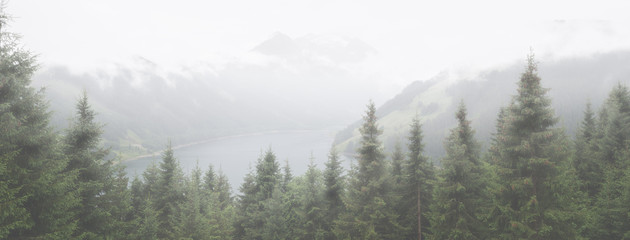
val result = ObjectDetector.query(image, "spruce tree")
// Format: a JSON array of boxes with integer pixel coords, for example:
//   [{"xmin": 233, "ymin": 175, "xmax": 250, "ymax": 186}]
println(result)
[
  {"xmin": 181, "ymin": 163, "xmax": 212, "ymax": 239},
  {"xmin": 323, "ymin": 146, "xmax": 344, "ymax": 239},
  {"xmin": 203, "ymin": 164, "xmax": 216, "ymax": 193},
  {"xmin": 0, "ymin": 149, "xmax": 27, "ymax": 238},
  {"xmin": 235, "ymin": 149, "xmax": 281, "ymax": 239},
  {"xmin": 136, "ymin": 197, "xmax": 159, "ymax": 240},
  {"xmin": 280, "ymin": 160, "xmax": 301, "ymax": 239},
  {"xmin": 0, "ymin": 18, "xmax": 79, "ymax": 239},
  {"xmin": 431, "ymin": 101, "xmax": 488, "ymax": 239},
  {"xmin": 234, "ymin": 165, "xmax": 259, "ymax": 239},
  {"xmin": 256, "ymin": 149, "xmax": 281, "ymax": 200},
  {"xmin": 590, "ymin": 84, "xmax": 630, "ymax": 239},
  {"xmin": 401, "ymin": 115, "xmax": 435, "ymax": 240},
  {"xmin": 215, "ymin": 167, "xmax": 233, "ymax": 210},
  {"xmin": 391, "ymin": 142, "xmax": 405, "ymax": 185},
  {"xmin": 488, "ymin": 53, "xmax": 577, "ymax": 239},
  {"xmin": 596, "ymin": 84, "xmax": 630, "ymax": 166},
  {"xmin": 211, "ymin": 168, "xmax": 236, "ymax": 239},
  {"xmin": 573, "ymin": 102, "xmax": 602, "ymax": 199},
  {"xmin": 262, "ymin": 186, "xmax": 289, "ymax": 240},
  {"xmin": 154, "ymin": 141, "xmax": 185, "ymax": 239},
  {"xmin": 64, "ymin": 91, "xmax": 117, "ymax": 239},
  {"xmin": 300, "ymin": 158, "xmax": 325, "ymax": 239},
  {"xmin": 101, "ymin": 165, "xmax": 133, "ymax": 239},
  {"xmin": 335, "ymin": 100, "xmax": 401, "ymax": 239},
  {"xmin": 129, "ymin": 176, "xmax": 145, "ymax": 223}
]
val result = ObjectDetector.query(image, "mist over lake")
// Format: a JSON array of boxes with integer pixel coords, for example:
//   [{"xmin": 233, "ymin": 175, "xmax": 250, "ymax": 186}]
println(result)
[{"xmin": 122, "ymin": 130, "xmax": 340, "ymax": 189}]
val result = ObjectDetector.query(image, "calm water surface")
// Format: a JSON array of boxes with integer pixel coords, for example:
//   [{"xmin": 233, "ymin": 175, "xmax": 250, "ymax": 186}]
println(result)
[{"xmin": 122, "ymin": 130, "xmax": 342, "ymax": 190}]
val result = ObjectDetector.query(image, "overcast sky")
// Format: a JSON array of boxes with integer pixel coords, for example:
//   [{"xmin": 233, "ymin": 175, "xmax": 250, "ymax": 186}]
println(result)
[{"xmin": 7, "ymin": 0, "xmax": 630, "ymax": 94}]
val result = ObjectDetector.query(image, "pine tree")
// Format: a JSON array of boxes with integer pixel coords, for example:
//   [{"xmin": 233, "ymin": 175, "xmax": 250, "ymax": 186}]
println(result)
[
  {"xmin": 181, "ymin": 163, "xmax": 212, "ymax": 239},
  {"xmin": 590, "ymin": 84, "xmax": 630, "ymax": 239},
  {"xmin": 431, "ymin": 101, "xmax": 489, "ymax": 239},
  {"xmin": 129, "ymin": 176, "xmax": 145, "ymax": 222},
  {"xmin": 280, "ymin": 160, "xmax": 301, "ymax": 239},
  {"xmin": 401, "ymin": 115, "xmax": 435, "ymax": 240},
  {"xmin": 64, "ymin": 91, "xmax": 116, "ymax": 239},
  {"xmin": 142, "ymin": 161, "xmax": 160, "ymax": 200},
  {"xmin": 215, "ymin": 168, "xmax": 233, "ymax": 210},
  {"xmin": 300, "ymin": 158, "xmax": 325, "ymax": 239},
  {"xmin": 0, "ymin": 18, "xmax": 79, "ymax": 238},
  {"xmin": 210, "ymin": 168, "xmax": 236, "ymax": 239},
  {"xmin": 391, "ymin": 142, "xmax": 405, "ymax": 185},
  {"xmin": 235, "ymin": 149, "xmax": 281, "ymax": 239},
  {"xmin": 281, "ymin": 159, "xmax": 293, "ymax": 193},
  {"xmin": 597, "ymin": 84, "xmax": 630, "ymax": 166},
  {"xmin": 200, "ymin": 163, "xmax": 217, "ymax": 217},
  {"xmin": 203, "ymin": 164, "xmax": 216, "ymax": 193},
  {"xmin": 0, "ymin": 148, "xmax": 27, "ymax": 238},
  {"xmin": 573, "ymin": 102, "xmax": 602, "ymax": 199},
  {"xmin": 234, "ymin": 164, "xmax": 259, "ymax": 239},
  {"xmin": 323, "ymin": 146, "xmax": 344, "ymax": 239},
  {"xmin": 256, "ymin": 149, "xmax": 281, "ymax": 200},
  {"xmin": 136, "ymin": 197, "xmax": 159, "ymax": 240},
  {"xmin": 154, "ymin": 141, "xmax": 185, "ymax": 239},
  {"xmin": 335, "ymin": 100, "xmax": 401, "ymax": 239},
  {"xmin": 101, "ymin": 165, "xmax": 134, "ymax": 239},
  {"xmin": 488, "ymin": 53, "xmax": 577, "ymax": 239},
  {"xmin": 262, "ymin": 187, "xmax": 289, "ymax": 240}
]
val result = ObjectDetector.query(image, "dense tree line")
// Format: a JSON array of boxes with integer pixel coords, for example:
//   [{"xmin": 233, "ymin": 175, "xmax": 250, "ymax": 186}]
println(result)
[{"xmin": 4, "ymin": 13, "xmax": 630, "ymax": 240}]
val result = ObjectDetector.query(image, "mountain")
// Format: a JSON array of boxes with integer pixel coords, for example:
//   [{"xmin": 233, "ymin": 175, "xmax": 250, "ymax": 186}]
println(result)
[
  {"xmin": 32, "ymin": 33, "xmax": 382, "ymax": 159},
  {"xmin": 334, "ymin": 50, "xmax": 630, "ymax": 161}
]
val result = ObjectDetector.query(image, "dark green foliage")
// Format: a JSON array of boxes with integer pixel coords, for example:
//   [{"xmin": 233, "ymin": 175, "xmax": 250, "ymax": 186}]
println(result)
[
  {"xmin": 390, "ymin": 142, "xmax": 404, "ymax": 185},
  {"xmin": 101, "ymin": 166, "xmax": 134, "ymax": 239},
  {"xmin": 64, "ymin": 91, "xmax": 124, "ymax": 239},
  {"xmin": 0, "ymin": 149, "xmax": 27, "ymax": 238},
  {"xmin": 299, "ymin": 158, "xmax": 325, "ymax": 239},
  {"xmin": 488, "ymin": 53, "xmax": 578, "ymax": 239},
  {"xmin": 573, "ymin": 102, "xmax": 602, "ymax": 199},
  {"xmin": 136, "ymin": 197, "xmax": 159, "ymax": 240},
  {"xmin": 182, "ymin": 164, "xmax": 216, "ymax": 240},
  {"xmin": 234, "ymin": 166, "xmax": 258, "ymax": 239},
  {"xmin": 205, "ymin": 166, "xmax": 236, "ymax": 239},
  {"xmin": 596, "ymin": 84, "xmax": 630, "ymax": 166},
  {"xmin": 1, "ymin": 26, "xmax": 80, "ymax": 239},
  {"xmin": 235, "ymin": 149, "xmax": 282, "ymax": 240},
  {"xmin": 323, "ymin": 146, "xmax": 344, "ymax": 239},
  {"xmin": 154, "ymin": 141, "xmax": 185, "ymax": 239},
  {"xmin": 400, "ymin": 115, "xmax": 435, "ymax": 240},
  {"xmin": 281, "ymin": 159, "xmax": 293, "ymax": 193},
  {"xmin": 215, "ymin": 168, "xmax": 234, "ymax": 210},
  {"xmin": 588, "ymin": 84, "xmax": 630, "ymax": 239},
  {"xmin": 261, "ymin": 187, "xmax": 289, "ymax": 240},
  {"xmin": 280, "ymin": 162, "xmax": 301, "ymax": 239},
  {"xmin": 204, "ymin": 164, "xmax": 216, "ymax": 193},
  {"xmin": 335, "ymin": 100, "xmax": 401, "ymax": 239},
  {"xmin": 5, "ymin": 10, "xmax": 630, "ymax": 238},
  {"xmin": 256, "ymin": 149, "xmax": 281, "ymax": 200},
  {"xmin": 431, "ymin": 101, "xmax": 489, "ymax": 239}
]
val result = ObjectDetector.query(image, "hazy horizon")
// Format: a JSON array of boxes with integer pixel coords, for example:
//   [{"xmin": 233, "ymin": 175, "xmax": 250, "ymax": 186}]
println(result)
[{"xmin": 9, "ymin": 0, "xmax": 630, "ymax": 106}]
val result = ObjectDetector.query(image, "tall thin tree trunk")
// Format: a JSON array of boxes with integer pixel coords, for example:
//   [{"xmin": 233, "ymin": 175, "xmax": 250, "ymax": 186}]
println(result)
[{"xmin": 417, "ymin": 184, "xmax": 422, "ymax": 240}]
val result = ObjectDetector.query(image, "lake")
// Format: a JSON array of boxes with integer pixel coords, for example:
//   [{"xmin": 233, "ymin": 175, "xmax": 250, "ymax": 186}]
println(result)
[{"xmin": 121, "ymin": 129, "xmax": 345, "ymax": 191}]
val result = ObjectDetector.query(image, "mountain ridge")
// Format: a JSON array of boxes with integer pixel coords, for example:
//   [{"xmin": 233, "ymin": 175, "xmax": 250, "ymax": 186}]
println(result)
[{"xmin": 334, "ymin": 50, "xmax": 630, "ymax": 161}]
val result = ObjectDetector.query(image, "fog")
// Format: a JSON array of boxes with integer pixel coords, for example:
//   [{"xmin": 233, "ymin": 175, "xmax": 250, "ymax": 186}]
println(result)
[
  {"xmin": 7, "ymin": 1, "xmax": 630, "ymax": 239},
  {"xmin": 9, "ymin": 0, "xmax": 630, "ymax": 170}
]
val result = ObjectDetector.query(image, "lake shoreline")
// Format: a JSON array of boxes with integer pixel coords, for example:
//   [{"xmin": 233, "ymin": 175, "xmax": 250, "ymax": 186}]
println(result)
[{"xmin": 120, "ymin": 129, "xmax": 335, "ymax": 162}]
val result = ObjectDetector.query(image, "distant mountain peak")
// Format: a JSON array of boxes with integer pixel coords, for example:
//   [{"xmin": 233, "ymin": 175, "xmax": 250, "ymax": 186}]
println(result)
[{"xmin": 251, "ymin": 32, "xmax": 299, "ymax": 56}]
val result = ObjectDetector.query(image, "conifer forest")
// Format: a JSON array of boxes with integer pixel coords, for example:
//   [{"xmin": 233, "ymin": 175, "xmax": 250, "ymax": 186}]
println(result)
[{"xmin": 3, "ymin": 4, "xmax": 630, "ymax": 240}]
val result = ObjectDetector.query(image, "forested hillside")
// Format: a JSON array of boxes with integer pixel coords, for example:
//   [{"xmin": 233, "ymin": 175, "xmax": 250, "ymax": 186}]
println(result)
[
  {"xmin": 5, "ymin": 9, "xmax": 630, "ymax": 240},
  {"xmin": 32, "ymin": 32, "xmax": 382, "ymax": 159},
  {"xmin": 335, "ymin": 51, "xmax": 630, "ymax": 160}
]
